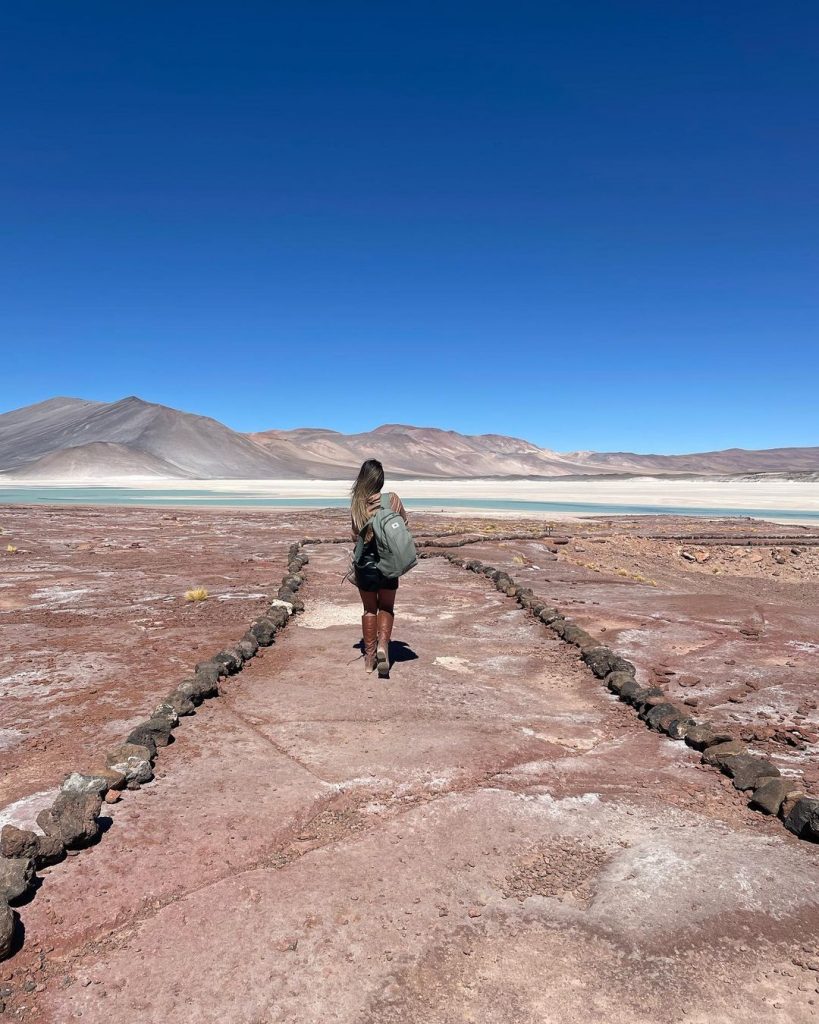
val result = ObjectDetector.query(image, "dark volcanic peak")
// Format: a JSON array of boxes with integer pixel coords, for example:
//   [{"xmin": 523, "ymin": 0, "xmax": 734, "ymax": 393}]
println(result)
[{"xmin": 1, "ymin": 396, "xmax": 816, "ymax": 480}]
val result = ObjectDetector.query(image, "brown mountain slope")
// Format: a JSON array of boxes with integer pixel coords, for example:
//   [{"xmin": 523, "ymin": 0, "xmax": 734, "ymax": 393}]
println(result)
[
  {"xmin": 1, "ymin": 397, "xmax": 816, "ymax": 479},
  {"xmin": 10, "ymin": 442, "xmax": 193, "ymax": 480},
  {"xmin": 569, "ymin": 446, "xmax": 819, "ymax": 475},
  {"xmin": 250, "ymin": 424, "xmax": 591, "ymax": 478}
]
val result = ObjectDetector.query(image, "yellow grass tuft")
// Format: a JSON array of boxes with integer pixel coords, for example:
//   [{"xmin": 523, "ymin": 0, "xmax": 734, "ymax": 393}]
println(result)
[
  {"xmin": 580, "ymin": 560, "xmax": 655, "ymax": 586},
  {"xmin": 5, "ymin": 544, "xmax": 17, "ymax": 554},
  {"xmin": 185, "ymin": 587, "xmax": 209, "ymax": 602}
]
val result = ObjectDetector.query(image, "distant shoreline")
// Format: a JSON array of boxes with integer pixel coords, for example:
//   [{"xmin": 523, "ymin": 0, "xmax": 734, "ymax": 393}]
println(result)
[{"xmin": 1, "ymin": 476, "xmax": 817, "ymax": 525}]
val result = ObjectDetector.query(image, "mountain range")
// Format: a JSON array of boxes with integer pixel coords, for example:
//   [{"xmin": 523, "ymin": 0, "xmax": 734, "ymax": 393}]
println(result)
[{"xmin": 0, "ymin": 396, "xmax": 817, "ymax": 481}]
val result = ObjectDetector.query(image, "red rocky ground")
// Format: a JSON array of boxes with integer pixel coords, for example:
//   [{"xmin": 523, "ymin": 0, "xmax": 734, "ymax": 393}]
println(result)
[
  {"xmin": 0, "ymin": 506, "xmax": 818, "ymax": 1023},
  {"xmin": 454, "ymin": 515, "xmax": 819, "ymax": 789}
]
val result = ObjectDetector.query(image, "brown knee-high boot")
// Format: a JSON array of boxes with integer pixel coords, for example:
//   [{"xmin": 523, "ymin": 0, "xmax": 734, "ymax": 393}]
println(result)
[
  {"xmin": 362, "ymin": 613, "xmax": 378, "ymax": 672},
  {"xmin": 376, "ymin": 609, "xmax": 394, "ymax": 678}
]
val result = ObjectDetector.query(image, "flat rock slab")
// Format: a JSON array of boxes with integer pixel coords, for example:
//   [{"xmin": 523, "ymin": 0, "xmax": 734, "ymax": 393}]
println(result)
[
  {"xmin": 33, "ymin": 787, "xmax": 819, "ymax": 1024},
  {"xmin": 22, "ymin": 705, "xmax": 327, "ymax": 951},
  {"xmin": 10, "ymin": 545, "xmax": 819, "ymax": 1023},
  {"xmin": 458, "ymin": 534, "xmax": 819, "ymax": 780}
]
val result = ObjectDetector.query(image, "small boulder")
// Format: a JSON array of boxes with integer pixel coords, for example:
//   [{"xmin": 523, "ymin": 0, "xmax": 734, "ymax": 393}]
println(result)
[
  {"xmin": 620, "ymin": 681, "xmax": 662, "ymax": 706},
  {"xmin": 582, "ymin": 646, "xmax": 614, "ymax": 675},
  {"xmin": 684, "ymin": 725, "xmax": 734, "ymax": 751},
  {"xmin": 0, "ymin": 899, "xmax": 15, "ymax": 961},
  {"xmin": 60, "ymin": 772, "xmax": 110, "ymax": 797},
  {"xmin": 750, "ymin": 777, "xmax": 800, "ymax": 816},
  {"xmin": 637, "ymin": 691, "xmax": 671, "ymax": 717},
  {"xmin": 152, "ymin": 702, "xmax": 180, "ymax": 728},
  {"xmin": 278, "ymin": 587, "xmax": 296, "ymax": 604},
  {"xmin": 606, "ymin": 670, "xmax": 636, "ymax": 695},
  {"xmin": 610, "ymin": 655, "xmax": 638, "ymax": 676},
  {"xmin": 702, "ymin": 740, "xmax": 747, "ymax": 768},
  {"xmin": 33, "ymin": 832, "xmax": 65, "ymax": 868},
  {"xmin": 125, "ymin": 728, "xmax": 157, "ymax": 758},
  {"xmin": 106, "ymin": 742, "xmax": 154, "ymax": 785},
  {"xmin": 237, "ymin": 638, "xmax": 257, "ymax": 661},
  {"xmin": 213, "ymin": 649, "xmax": 242, "ymax": 675},
  {"xmin": 249, "ymin": 617, "xmax": 277, "ymax": 647},
  {"xmin": 783, "ymin": 797, "xmax": 819, "ymax": 841},
  {"xmin": 195, "ymin": 662, "xmax": 222, "ymax": 687},
  {"xmin": 35, "ymin": 807, "xmax": 60, "ymax": 837},
  {"xmin": 563, "ymin": 625, "xmax": 596, "ymax": 649},
  {"xmin": 644, "ymin": 703, "xmax": 685, "ymax": 732},
  {"xmin": 49, "ymin": 791, "xmax": 103, "ymax": 848},
  {"xmin": 174, "ymin": 680, "xmax": 204, "ymax": 707},
  {"xmin": 267, "ymin": 606, "xmax": 290, "ymax": 628},
  {"xmin": 0, "ymin": 826, "xmax": 39, "ymax": 860},
  {"xmin": 164, "ymin": 690, "xmax": 196, "ymax": 716},
  {"xmin": 128, "ymin": 717, "xmax": 172, "ymax": 751},
  {"xmin": 187, "ymin": 672, "xmax": 219, "ymax": 702},
  {"xmin": 33, "ymin": 808, "xmax": 68, "ymax": 865},
  {"xmin": 666, "ymin": 715, "xmax": 697, "ymax": 740},
  {"xmin": 780, "ymin": 789, "xmax": 807, "ymax": 822},
  {"xmin": 583, "ymin": 647, "xmax": 636, "ymax": 679},
  {"xmin": 240, "ymin": 632, "xmax": 260, "ymax": 657},
  {"xmin": 0, "ymin": 858, "xmax": 35, "ymax": 902},
  {"xmin": 538, "ymin": 607, "xmax": 560, "ymax": 625},
  {"xmin": 724, "ymin": 755, "xmax": 780, "ymax": 791}
]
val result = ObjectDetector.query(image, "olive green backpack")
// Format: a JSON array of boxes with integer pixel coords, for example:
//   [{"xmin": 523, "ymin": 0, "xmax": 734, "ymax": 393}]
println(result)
[{"xmin": 353, "ymin": 493, "xmax": 417, "ymax": 579}]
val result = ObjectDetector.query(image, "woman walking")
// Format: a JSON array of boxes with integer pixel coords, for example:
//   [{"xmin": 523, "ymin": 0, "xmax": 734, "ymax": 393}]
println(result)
[{"xmin": 350, "ymin": 459, "xmax": 409, "ymax": 677}]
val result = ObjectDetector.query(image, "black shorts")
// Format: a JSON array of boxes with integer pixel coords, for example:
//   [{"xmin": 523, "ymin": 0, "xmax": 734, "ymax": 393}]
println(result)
[
  {"xmin": 354, "ymin": 564, "xmax": 399, "ymax": 593},
  {"xmin": 354, "ymin": 543, "xmax": 399, "ymax": 592}
]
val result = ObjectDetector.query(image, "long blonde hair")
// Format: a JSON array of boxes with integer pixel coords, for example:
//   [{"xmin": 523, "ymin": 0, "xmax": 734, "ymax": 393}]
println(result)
[{"xmin": 351, "ymin": 459, "xmax": 384, "ymax": 535}]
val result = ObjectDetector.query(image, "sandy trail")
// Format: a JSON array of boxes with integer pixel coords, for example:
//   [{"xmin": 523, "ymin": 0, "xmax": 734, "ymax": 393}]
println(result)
[{"xmin": 8, "ymin": 544, "xmax": 819, "ymax": 1023}]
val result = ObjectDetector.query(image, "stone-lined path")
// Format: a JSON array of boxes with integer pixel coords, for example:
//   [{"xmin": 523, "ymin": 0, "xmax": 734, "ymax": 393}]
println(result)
[{"xmin": 12, "ymin": 544, "xmax": 819, "ymax": 1022}]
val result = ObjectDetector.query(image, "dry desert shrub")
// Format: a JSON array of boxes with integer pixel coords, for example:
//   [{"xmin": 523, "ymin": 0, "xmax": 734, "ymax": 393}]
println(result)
[
  {"xmin": 5, "ymin": 544, "xmax": 17, "ymax": 554},
  {"xmin": 184, "ymin": 587, "xmax": 209, "ymax": 602}
]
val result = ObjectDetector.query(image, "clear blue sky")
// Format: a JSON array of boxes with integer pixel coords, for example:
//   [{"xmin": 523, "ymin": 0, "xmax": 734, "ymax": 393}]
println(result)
[{"xmin": 2, "ymin": 2, "xmax": 817, "ymax": 453}]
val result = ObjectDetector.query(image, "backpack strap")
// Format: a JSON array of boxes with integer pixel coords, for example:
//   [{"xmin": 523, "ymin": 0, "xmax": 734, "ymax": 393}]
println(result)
[{"xmin": 380, "ymin": 492, "xmax": 392, "ymax": 511}]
